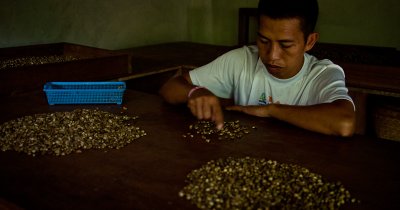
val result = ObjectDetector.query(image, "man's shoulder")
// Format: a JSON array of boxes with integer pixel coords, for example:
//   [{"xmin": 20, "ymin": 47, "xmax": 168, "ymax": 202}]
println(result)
[
  {"xmin": 305, "ymin": 53, "xmax": 345, "ymax": 77},
  {"xmin": 223, "ymin": 45, "xmax": 258, "ymax": 57},
  {"xmin": 213, "ymin": 45, "xmax": 259, "ymax": 68},
  {"xmin": 225, "ymin": 45, "xmax": 259, "ymax": 63},
  {"xmin": 306, "ymin": 53, "xmax": 333, "ymax": 66},
  {"xmin": 306, "ymin": 54, "xmax": 343, "ymax": 70}
]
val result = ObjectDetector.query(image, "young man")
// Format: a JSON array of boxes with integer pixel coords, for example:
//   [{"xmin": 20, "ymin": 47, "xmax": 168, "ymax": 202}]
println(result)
[{"xmin": 159, "ymin": 0, "xmax": 356, "ymax": 137}]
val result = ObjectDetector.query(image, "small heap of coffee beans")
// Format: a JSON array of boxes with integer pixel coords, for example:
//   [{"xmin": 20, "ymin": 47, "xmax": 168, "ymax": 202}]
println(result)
[
  {"xmin": 182, "ymin": 120, "xmax": 255, "ymax": 142},
  {"xmin": 179, "ymin": 157, "xmax": 359, "ymax": 210},
  {"xmin": 0, "ymin": 55, "xmax": 80, "ymax": 69},
  {"xmin": 0, "ymin": 109, "xmax": 146, "ymax": 156}
]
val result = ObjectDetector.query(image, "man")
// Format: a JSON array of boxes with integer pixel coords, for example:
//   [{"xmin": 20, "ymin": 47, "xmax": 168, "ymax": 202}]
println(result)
[{"xmin": 159, "ymin": 0, "xmax": 356, "ymax": 137}]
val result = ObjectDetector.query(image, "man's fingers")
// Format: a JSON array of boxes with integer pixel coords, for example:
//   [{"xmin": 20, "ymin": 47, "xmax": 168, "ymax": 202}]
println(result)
[
  {"xmin": 212, "ymin": 105, "xmax": 224, "ymax": 130},
  {"xmin": 194, "ymin": 99, "xmax": 204, "ymax": 119},
  {"xmin": 188, "ymin": 95, "xmax": 225, "ymax": 129},
  {"xmin": 188, "ymin": 100, "xmax": 196, "ymax": 116},
  {"xmin": 202, "ymin": 101, "xmax": 212, "ymax": 119}
]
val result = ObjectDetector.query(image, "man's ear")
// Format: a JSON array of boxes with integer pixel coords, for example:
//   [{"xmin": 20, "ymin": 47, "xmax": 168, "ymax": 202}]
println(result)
[{"xmin": 305, "ymin": 32, "xmax": 319, "ymax": 52}]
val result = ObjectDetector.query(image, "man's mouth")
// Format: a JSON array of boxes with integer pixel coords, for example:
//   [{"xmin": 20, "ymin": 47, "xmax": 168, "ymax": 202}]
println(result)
[{"xmin": 266, "ymin": 64, "xmax": 283, "ymax": 70}]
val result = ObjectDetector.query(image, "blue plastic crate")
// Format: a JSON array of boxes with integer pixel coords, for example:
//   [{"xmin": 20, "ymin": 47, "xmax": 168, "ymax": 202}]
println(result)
[{"xmin": 44, "ymin": 82, "xmax": 126, "ymax": 105}]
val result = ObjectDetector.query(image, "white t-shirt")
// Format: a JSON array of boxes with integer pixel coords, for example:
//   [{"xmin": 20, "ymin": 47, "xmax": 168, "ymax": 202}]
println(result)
[{"xmin": 189, "ymin": 45, "xmax": 354, "ymax": 107}]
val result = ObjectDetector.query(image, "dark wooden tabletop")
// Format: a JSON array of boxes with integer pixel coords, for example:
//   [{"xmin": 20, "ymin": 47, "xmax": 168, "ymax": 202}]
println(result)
[{"xmin": 0, "ymin": 90, "xmax": 399, "ymax": 210}]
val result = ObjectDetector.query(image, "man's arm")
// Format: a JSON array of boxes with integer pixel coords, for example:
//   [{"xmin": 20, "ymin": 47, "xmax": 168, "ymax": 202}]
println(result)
[
  {"xmin": 226, "ymin": 99, "xmax": 356, "ymax": 137},
  {"xmin": 159, "ymin": 72, "xmax": 194, "ymax": 104},
  {"xmin": 159, "ymin": 72, "xmax": 226, "ymax": 129}
]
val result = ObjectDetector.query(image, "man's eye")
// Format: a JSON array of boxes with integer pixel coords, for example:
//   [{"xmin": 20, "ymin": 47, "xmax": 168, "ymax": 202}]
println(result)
[
  {"xmin": 280, "ymin": 44, "xmax": 292, "ymax": 49},
  {"xmin": 259, "ymin": 38, "xmax": 269, "ymax": 44}
]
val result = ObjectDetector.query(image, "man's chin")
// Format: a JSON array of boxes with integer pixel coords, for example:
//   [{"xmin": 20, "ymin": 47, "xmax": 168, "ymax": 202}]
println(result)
[{"xmin": 268, "ymin": 68, "xmax": 291, "ymax": 79}]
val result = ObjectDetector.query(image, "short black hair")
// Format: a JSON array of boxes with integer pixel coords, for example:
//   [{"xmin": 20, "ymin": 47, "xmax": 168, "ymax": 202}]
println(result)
[{"xmin": 258, "ymin": 0, "xmax": 319, "ymax": 38}]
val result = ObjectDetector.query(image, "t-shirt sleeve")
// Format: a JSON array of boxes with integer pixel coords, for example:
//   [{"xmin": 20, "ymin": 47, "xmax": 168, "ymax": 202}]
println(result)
[
  {"xmin": 189, "ymin": 48, "xmax": 246, "ymax": 99},
  {"xmin": 309, "ymin": 64, "xmax": 355, "ymax": 108}
]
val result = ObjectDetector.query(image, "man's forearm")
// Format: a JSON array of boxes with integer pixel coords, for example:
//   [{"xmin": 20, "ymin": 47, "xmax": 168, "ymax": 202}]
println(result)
[
  {"xmin": 159, "ymin": 75, "xmax": 194, "ymax": 104},
  {"xmin": 268, "ymin": 100, "xmax": 355, "ymax": 136}
]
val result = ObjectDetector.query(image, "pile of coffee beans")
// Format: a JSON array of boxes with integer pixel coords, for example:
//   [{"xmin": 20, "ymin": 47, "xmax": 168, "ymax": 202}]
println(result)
[
  {"xmin": 179, "ymin": 157, "xmax": 358, "ymax": 210},
  {"xmin": 182, "ymin": 120, "xmax": 255, "ymax": 142},
  {"xmin": 0, "ymin": 109, "xmax": 146, "ymax": 156},
  {"xmin": 0, "ymin": 55, "xmax": 80, "ymax": 69}
]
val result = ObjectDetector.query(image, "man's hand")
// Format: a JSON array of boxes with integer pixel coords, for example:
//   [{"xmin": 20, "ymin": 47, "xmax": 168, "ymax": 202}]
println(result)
[
  {"xmin": 188, "ymin": 88, "xmax": 224, "ymax": 130},
  {"xmin": 159, "ymin": 72, "xmax": 225, "ymax": 130}
]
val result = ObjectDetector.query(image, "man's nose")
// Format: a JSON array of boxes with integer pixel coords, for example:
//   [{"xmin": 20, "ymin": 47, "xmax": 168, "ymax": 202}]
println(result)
[{"xmin": 268, "ymin": 43, "xmax": 281, "ymax": 60}]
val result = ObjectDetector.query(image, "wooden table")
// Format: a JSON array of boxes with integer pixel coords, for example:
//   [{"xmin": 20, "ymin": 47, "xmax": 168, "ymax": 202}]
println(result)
[{"xmin": 0, "ymin": 90, "xmax": 399, "ymax": 210}]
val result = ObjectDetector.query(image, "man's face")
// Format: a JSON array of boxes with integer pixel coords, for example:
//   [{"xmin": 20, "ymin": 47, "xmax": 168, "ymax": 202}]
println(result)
[{"xmin": 257, "ymin": 15, "xmax": 317, "ymax": 79}]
